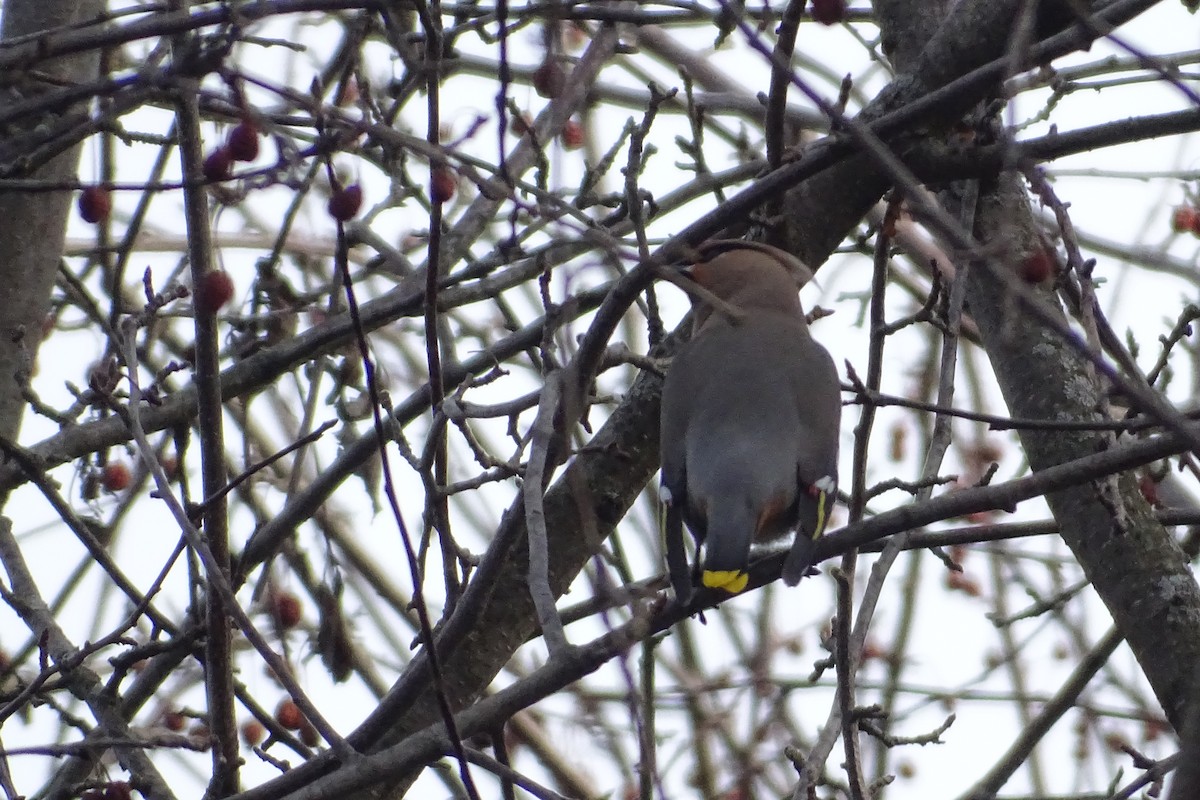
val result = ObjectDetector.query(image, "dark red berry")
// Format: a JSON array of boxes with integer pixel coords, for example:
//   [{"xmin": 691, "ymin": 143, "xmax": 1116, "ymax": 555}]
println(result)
[
  {"xmin": 226, "ymin": 121, "xmax": 260, "ymax": 162},
  {"xmin": 103, "ymin": 782, "xmax": 132, "ymax": 800},
  {"xmin": 810, "ymin": 0, "xmax": 846, "ymax": 24},
  {"xmin": 532, "ymin": 60, "xmax": 565, "ymax": 98},
  {"xmin": 1139, "ymin": 474, "xmax": 1161, "ymax": 507},
  {"xmin": 195, "ymin": 271, "xmax": 235, "ymax": 314},
  {"xmin": 431, "ymin": 167, "xmax": 456, "ymax": 203},
  {"xmin": 561, "ymin": 119, "xmax": 585, "ymax": 150},
  {"xmin": 1020, "ymin": 249, "xmax": 1055, "ymax": 284},
  {"xmin": 203, "ymin": 148, "xmax": 234, "ymax": 182},
  {"xmin": 1172, "ymin": 205, "xmax": 1200, "ymax": 235},
  {"xmin": 327, "ymin": 183, "xmax": 363, "ymax": 221},
  {"xmin": 78, "ymin": 186, "xmax": 112, "ymax": 224}
]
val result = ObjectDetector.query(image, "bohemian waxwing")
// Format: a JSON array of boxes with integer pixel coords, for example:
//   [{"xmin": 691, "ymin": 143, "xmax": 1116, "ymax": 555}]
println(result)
[{"xmin": 660, "ymin": 240, "xmax": 840, "ymax": 603}]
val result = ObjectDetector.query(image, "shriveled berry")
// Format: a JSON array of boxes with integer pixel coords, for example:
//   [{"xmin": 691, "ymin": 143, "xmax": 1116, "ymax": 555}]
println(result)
[
  {"xmin": 101, "ymin": 462, "xmax": 132, "ymax": 492},
  {"xmin": 203, "ymin": 148, "xmax": 234, "ymax": 182},
  {"xmin": 327, "ymin": 183, "xmax": 363, "ymax": 221},
  {"xmin": 195, "ymin": 271, "xmax": 235, "ymax": 314},
  {"xmin": 241, "ymin": 719, "xmax": 266, "ymax": 747},
  {"xmin": 565, "ymin": 23, "xmax": 587, "ymax": 50},
  {"xmin": 335, "ymin": 76, "xmax": 360, "ymax": 107},
  {"xmin": 226, "ymin": 121, "xmax": 260, "ymax": 162},
  {"xmin": 78, "ymin": 186, "xmax": 112, "ymax": 224},
  {"xmin": 945, "ymin": 570, "xmax": 982, "ymax": 597},
  {"xmin": 1104, "ymin": 732, "xmax": 1131, "ymax": 754},
  {"xmin": 888, "ymin": 422, "xmax": 906, "ymax": 461},
  {"xmin": 860, "ymin": 638, "xmax": 887, "ymax": 661},
  {"xmin": 87, "ymin": 356, "xmax": 120, "ymax": 394},
  {"xmin": 299, "ymin": 721, "xmax": 319, "ymax": 747},
  {"xmin": 270, "ymin": 591, "xmax": 303, "ymax": 629},
  {"xmin": 275, "ymin": 698, "xmax": 304, "ymax": 730}
]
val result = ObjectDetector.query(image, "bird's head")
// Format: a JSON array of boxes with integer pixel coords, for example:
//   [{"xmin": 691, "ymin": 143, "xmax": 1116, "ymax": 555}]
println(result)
[{"xmin": 677, "ymin": 240, "xmax": 813, "ymax": 329}]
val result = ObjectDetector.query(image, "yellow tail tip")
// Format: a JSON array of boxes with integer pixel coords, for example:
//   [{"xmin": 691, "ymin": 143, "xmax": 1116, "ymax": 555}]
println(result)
[{"xmin": 702, "ymin": 570, "xmax": 749, "ymax": 593}]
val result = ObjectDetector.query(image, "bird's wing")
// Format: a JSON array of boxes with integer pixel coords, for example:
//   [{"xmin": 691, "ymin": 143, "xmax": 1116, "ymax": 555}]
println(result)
[
  {"xmin": 783, "ymin": 332, "xmax": 841, "ymax": 586},
  {"xmin": 660, "ymin": 348, "xmax": 698, "ymax": 603}
]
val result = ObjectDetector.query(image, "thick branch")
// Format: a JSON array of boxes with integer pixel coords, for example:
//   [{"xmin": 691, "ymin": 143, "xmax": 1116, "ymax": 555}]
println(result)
[
  {"xmin": 964, "ymin": 174, "xmax": 1200, "ymax": 731},
  {"xmin": 0, "ymin": 0, "xmax": 104, "ymax": 442}
]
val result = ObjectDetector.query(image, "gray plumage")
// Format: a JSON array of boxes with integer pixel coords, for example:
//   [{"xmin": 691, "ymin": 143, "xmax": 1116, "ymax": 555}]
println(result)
[{"xmin": 660, "ymin": 241, "xmax": 840, "ymax": 602}]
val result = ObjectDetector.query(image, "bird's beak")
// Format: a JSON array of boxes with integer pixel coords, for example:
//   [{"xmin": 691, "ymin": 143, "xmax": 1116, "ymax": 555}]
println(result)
[
  {"xmin": 651, "ymin": 261, "xmax": 745, "ymax": 324},
  {"xmin": 651, "ymin": 261, "xmax": 696, "ymax": 291}
]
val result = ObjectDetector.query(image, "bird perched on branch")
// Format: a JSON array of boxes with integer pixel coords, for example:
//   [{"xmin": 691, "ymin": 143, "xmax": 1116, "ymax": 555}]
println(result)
[{"xmin": 659, "ymin": 240, "xmax": 841, "ymax": 604}]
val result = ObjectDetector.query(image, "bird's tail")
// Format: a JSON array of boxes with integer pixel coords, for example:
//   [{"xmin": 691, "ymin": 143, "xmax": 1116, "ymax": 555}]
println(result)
[{"xmin": 701, "ymin": 506, "xmax": 755, "ymax": 594}]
